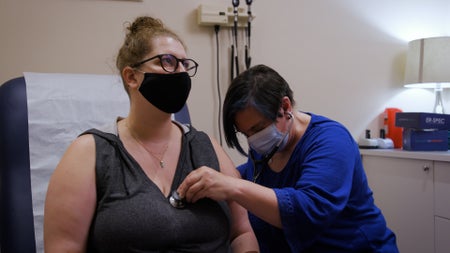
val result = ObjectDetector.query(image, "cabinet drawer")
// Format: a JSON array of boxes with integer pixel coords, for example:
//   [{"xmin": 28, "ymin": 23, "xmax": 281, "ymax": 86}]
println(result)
[
  {"xmin": 435, "ymin": 216, "xmax": 450, "ymax": 253},
  {"xmin": 435, "ymin": 162, "xmax": 450, "ymax": 218}
]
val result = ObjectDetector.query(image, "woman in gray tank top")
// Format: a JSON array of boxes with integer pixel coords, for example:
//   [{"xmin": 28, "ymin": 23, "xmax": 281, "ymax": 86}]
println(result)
[{"xmin": 44, "ymin": 15, "xmax": 259, "ymax": 253}]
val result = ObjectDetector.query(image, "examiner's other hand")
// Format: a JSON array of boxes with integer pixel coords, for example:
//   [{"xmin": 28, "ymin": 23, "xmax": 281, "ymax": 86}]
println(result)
[{"xmin": 177, "ymin": 166, "xmax": 235, "ymax": 203}]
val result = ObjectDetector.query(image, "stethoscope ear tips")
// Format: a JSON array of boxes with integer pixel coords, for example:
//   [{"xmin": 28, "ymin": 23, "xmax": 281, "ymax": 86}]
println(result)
[
  {"xmin": 287, "ymin": 112, "xmax": 293, "ymax": 119},
  {"xmin": 169, "ymin": 190, "xmax": 186, "ymax": 209}
]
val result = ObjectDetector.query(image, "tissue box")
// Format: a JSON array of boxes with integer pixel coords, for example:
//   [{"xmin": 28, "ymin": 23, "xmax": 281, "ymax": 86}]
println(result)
[
  {"xmin": 402, "ymin": 128, "xmax": 448, "ymax": 151},
  {"xmin": 395, "ymin": 112, "xmax": 450, "ymax": 130}
]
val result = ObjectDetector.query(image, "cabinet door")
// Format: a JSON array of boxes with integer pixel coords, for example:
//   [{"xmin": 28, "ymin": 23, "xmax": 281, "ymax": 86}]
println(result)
[
  {"xmin": 363, "ymin": 156, "xmax": 434, "ymax": 253},
  {"xmin": 435, "ymin": 217, "xmax": 450, "ymax": 253},
  {"xmin": 434, "ymin": 162, "xmax": 450, "ymax": 253},
  {"xmin": 434, "ymin": 162, "xmax": 450, "ymax": 219}
]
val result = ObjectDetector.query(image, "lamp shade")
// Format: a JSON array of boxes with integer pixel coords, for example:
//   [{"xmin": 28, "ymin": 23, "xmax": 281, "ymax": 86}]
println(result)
[{"xmin": 404, "ymin": 37, "xmax": 450, "ymax": 88}]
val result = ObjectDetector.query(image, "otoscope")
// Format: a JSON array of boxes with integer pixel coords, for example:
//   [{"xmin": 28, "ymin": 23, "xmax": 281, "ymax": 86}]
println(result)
[
  {"xmin": 245, "ymin": 0, "xmax": 252, "ymax": 69},
  {"xmin": 231, "ymin": 0, "xmax": 240, "ymax": 79}
]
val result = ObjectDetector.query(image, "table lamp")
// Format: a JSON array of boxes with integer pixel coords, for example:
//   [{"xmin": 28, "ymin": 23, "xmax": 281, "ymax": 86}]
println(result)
[{"xmin": 404, "ymin": 37, "xmax": 450, "ymax": 114}]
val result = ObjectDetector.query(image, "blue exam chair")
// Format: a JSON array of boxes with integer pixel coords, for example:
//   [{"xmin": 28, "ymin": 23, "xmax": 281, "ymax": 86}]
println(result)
[{"xmin": 0, "ymin": 76, "xmax": 191, "ymax": 253}]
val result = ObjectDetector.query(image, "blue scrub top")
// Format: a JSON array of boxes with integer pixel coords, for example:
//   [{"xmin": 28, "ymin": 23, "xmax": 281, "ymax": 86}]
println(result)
[{"xmin": 239, "ymin": 113, "xmax": 399, "ymax": 253}]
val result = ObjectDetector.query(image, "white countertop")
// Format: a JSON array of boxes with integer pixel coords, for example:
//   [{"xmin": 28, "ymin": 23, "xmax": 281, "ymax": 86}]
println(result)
[{"xmin": 360, "ymin": 148, "xmax": 450, "ymax": 162}]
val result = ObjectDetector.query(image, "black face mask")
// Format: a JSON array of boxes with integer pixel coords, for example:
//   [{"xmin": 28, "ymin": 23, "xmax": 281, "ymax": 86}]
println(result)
[{"xmin": 138, "ymin": 72, "xmax": 191, "ymax": 113}]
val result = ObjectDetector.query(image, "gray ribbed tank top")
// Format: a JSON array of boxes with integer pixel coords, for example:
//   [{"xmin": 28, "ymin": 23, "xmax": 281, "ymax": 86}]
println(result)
[{"xmin": 82, "ymin": 123, "xmax": 231, "ymax": 253}]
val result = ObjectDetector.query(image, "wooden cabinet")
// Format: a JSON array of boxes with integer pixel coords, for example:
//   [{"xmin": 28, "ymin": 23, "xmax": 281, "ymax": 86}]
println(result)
[
  {"xmin": 435, "ymin": 162, "xmax": 450, "ymax": 253},
  {"xmin": 361, "ymin": 149, "xmax": 450, "ymax": 253},
  {"xmin": 362, "ymin": 155, "xmax": 434, "ymax": 253},
  {"xmin": 435, "ymin": 216, "xmax": 450, "ymax": 253}
]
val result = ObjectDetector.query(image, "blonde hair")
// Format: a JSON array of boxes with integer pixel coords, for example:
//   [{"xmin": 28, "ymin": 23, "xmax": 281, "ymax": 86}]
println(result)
[{"xmin": 116, "ymin": 16, "xmax": 185, "ymax": 93}]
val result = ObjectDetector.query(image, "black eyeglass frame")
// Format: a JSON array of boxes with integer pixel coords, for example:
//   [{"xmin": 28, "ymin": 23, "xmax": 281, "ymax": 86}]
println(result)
[{"xmin": 131, "ymin": 54, "xmax": 199, "ymax": 77}]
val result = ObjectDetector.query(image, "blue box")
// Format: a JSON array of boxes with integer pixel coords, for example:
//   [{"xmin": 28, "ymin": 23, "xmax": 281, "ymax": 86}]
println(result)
[
  {"xmin": 395, "ymin": 112, "xmax": 450, "ymax": 130},
  {"xmin": 402, "ymin": 128, "xmax": 448, "ymax": 151}
]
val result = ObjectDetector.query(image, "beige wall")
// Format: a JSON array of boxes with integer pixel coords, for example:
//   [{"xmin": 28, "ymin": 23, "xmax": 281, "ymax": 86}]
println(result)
[{"xmin": 1, "ymin": 0, "xmax": 449, "ymax": 164}]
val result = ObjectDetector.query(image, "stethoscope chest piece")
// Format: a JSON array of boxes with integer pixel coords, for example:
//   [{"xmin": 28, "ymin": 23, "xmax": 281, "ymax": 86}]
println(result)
[{"xmin": 169, "ymin": 190, "xmax": 186, "ymax": 209}]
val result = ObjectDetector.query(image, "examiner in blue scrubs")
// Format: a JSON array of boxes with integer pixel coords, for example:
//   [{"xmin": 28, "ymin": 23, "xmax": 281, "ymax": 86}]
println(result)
[{"xmin": 178, "ymin": 64, "xmax": 399, "ymax": 253}]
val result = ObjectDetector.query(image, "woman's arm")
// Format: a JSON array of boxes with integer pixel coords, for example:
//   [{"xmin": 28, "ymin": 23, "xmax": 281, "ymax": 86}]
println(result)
[
  {"xmin": 44, "ymin": 134, "xmax": 97, "ymax": 253},
  {"xmin": 178, "ymin": 136, "xmax": 282, "ymax": 228},
  {"xmin": 228, "ymin": 199, "xmax": 259, "ymax": 253},
  {"xmin": 208, "ymin": 137, "xmax": 259, "ymax": 253}
]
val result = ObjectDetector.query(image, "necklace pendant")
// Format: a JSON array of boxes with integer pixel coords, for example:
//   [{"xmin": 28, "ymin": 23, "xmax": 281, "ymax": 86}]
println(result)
[{"xmin": 160, "ymin": 160, "xmax": 165, "ymax": 168}]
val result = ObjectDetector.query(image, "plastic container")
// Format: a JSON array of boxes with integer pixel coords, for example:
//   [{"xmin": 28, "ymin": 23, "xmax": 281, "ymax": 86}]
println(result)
[{"xmin": 383, "ymin": 107, "xmax": 403, "ymax": 148}]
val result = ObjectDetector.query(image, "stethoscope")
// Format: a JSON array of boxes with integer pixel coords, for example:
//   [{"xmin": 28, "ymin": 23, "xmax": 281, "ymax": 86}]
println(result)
[
  {"xmin": 250, "ymin": 145, "xmax": 280, "ymax": 183},
  {"xmin": 250, "ymin": 112, "xmax": 293, "ymax": 183},
  {"xmin": 169, "ymin": 190, "xmax": 185, "ymax": 209},
  {"xmin": 168, "ymin": 139, "xmax": 195, "ymax": 209}
]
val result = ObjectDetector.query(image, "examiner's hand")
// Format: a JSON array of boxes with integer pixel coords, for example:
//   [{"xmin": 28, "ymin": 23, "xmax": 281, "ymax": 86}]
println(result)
[{"xmin": 177, "ymin": 166, "xmax": 236, "ymax": 203}]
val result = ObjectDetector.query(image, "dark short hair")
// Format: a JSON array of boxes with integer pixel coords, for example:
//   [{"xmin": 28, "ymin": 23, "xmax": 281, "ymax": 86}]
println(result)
[{"xmin": 223, "ymin": 64, "xmax": 295, "ymax": 156}]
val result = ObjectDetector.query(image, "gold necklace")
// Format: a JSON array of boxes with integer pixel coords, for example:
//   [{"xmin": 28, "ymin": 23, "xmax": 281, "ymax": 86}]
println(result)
[{"xmin": 127, "ymin": 124, "xmax": 169, "ymax": 168}]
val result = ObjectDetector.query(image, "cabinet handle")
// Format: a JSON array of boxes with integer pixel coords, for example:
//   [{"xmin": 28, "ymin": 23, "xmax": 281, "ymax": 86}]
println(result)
[{"xmin": 423, "ymin": 165, "xmax": 430, "ymax": 172}]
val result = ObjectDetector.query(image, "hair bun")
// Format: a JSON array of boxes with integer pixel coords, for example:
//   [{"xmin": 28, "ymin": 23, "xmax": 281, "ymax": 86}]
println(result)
[{"xmin": 128, "ymin": 16, "xmax": 164, "ymax": 35}]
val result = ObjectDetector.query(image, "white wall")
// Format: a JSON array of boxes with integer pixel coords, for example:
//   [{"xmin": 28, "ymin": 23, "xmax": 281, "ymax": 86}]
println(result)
[{"xmin": 1, "ymin": 0, "xmax": 449, "ymax": 164}]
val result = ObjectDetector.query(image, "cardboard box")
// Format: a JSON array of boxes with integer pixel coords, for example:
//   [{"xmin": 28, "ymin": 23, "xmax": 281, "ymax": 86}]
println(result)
[
  {"xmin": 402, "ymin": 128, "xmax": 448, "ymax": 151},
  {"xmin": 395, "ymin": 112, "xmax": 450, "ymax": 130}
]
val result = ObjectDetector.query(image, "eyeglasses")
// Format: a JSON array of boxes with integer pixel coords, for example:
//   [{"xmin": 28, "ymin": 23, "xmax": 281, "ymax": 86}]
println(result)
[{"xmin": 131, "ymin": 54, "xmax": 199, "ymax": 77}]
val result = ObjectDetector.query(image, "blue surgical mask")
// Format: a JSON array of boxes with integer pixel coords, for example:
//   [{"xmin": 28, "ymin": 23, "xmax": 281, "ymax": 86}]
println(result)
[{"xmin": 247, "ymin": 113, "xmax": 292, "ymax": 156}]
